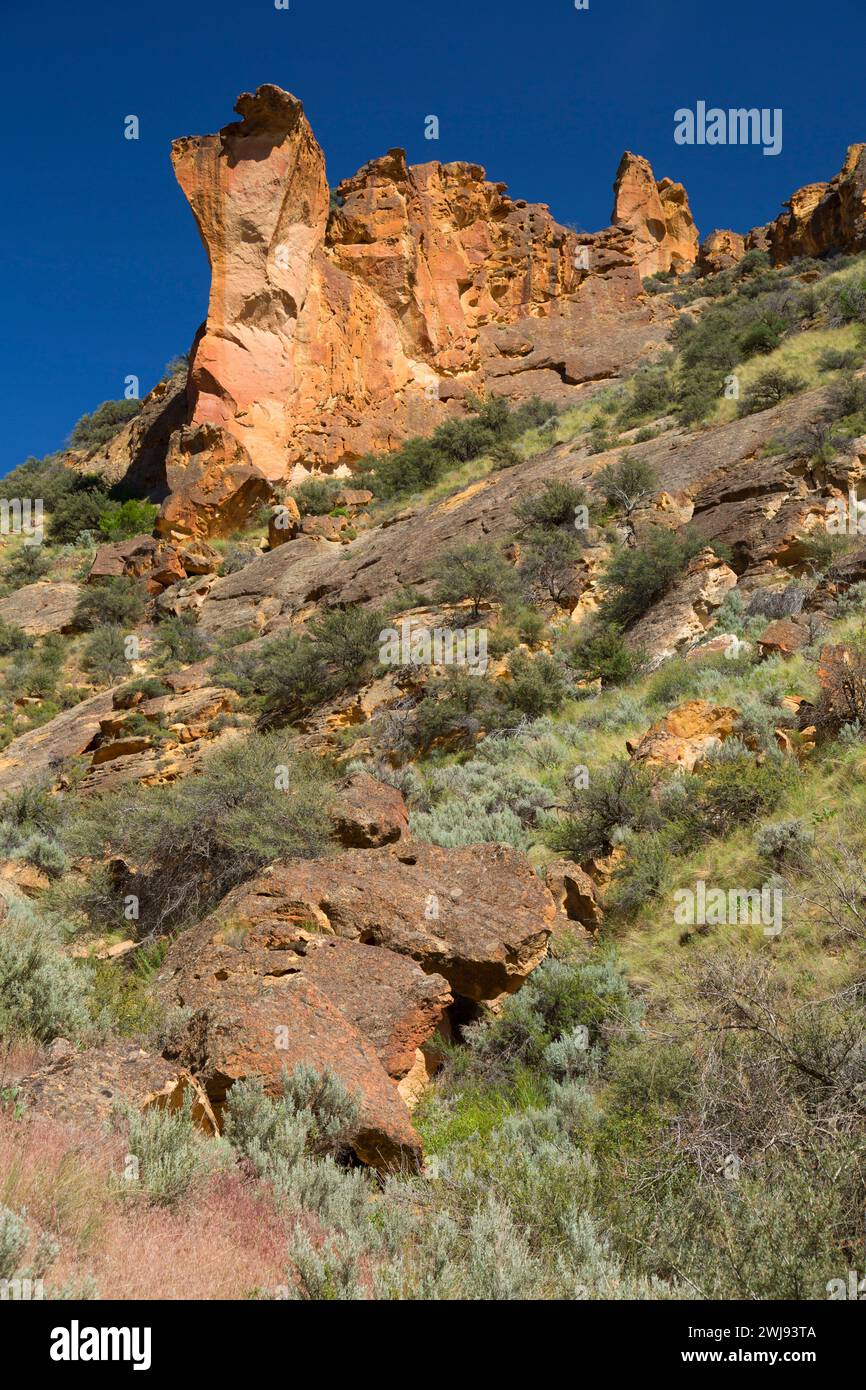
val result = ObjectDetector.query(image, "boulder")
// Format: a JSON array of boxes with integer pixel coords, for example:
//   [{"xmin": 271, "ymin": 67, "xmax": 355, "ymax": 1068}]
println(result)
[
  {"xmin": 156, "ymin": 423, "xmax": 274, "ymax": 541},
  {"xmin": 757, "ymin": 617, "xmax": 810, "ymax": 658},
  {"xmin": 626, "ymin": 549, "xmax": 738, "ymax": 664},
  {"xmin": 627, "ymin": 700, "xmax": 738, "ymax": 771},
  {"xmin": 697, "ymin": 229, "xmax": 746, "ymax": 276},
  {"xmin": 545, "ymin": 860, "xmax": 603, "ymax": 931},
  {"xmin": 331, "ymin": 771, "xmax": 409, "ymax": 847},
  {"xmin": 165, "ymin": 841, "xmax": 554, "ymax": 1005}
]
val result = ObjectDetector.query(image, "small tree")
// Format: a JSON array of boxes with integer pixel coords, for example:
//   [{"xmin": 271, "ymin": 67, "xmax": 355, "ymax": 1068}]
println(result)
[
  {"xmin": 433, "ymin": 543, "xmax": 518, "ymax": 617},
  {"xmin": 594, "ymin": 455, "xmax": 658, "ymax": 542}
]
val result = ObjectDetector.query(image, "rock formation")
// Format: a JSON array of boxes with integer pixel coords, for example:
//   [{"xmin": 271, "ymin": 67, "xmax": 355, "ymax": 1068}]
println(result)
[{"xmin": 611, "ymin": 152, "xmax": 699, "ymax": 278}]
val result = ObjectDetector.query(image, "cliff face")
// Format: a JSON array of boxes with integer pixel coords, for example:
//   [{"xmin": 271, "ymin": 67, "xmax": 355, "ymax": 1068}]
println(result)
[{"xmin": 169, "ymin": 86, "xmax": 675, "ymax": 481}]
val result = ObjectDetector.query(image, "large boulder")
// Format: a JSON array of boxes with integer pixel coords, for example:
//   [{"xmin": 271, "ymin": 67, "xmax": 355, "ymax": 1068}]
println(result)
[
  {"xmin": 331, "ymin": 771, "xmax": 409, "ymax": 847},
  {"xmin": 156, "ymin": 424, "xmax": 274, "ymax": 541},
  {"xmin": 627, "ymin": 700, "xmax": 738, "ymax": 771},
  {"xmin": 169, "ymin": 841, "xmax": 555, "ymax": 1004}
]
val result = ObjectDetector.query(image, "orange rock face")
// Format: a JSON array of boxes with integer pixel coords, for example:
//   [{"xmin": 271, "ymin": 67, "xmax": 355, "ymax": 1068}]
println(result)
[
  {"xmin": 761, "ymin": 145, "xmax": 866, "ymax": 264},
  {"xmin": 171, "ymin": 86, "xmax": 669, "ymax": 480},
  {"xmin": 611, "ymin": 152, "xmax": 699, "ymax": 277},
  {"xmin": 697, "ymin": 229, "xmax": 746, "ymax": 276}
]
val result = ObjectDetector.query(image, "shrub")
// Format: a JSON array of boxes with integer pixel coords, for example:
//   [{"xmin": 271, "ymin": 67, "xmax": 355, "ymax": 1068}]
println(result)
[
  {"xmin": 755, "ymin": 819, "xmax": 814, "ymax": 869},
  {"xmin": 69, "ymin": 400, "xmax": 142, "ymax": 450},
  {"xmin": 48, "ymin": 485, "xmax": 111, "ymax": 544},
  {"xmin": 566, "ymin": 623, "xmax": 641, "ymax": 686},
  {"xmin": 618, "ymin": 368, "xmax": 673, "ymax": 425},
  {"xmin": 549, "ymin": 759, "xmax": 661, "ymax": 861},
  {"xmin": 515, "ymin": 480, "xmax": 589, "ymax": 532},
  {"xmin": 519, "ymin": 530, "xmax": 584, "ymax": 607},
  {"xmin": 152, "ymin": 613, "xmax": 210, "ymax": 667},
  {"xmin": 226, "ymin": 1065, "xmax": 360, "ymax": 1178},
  {"xmin": 432, "ymin": 543, "xmax": 519, "ymax": 617},
  {"xmin": 120, "ymin": 1094, "xmax": 211, "ymax": 1206},
  {"xmin": 64, "ymin": 734, "xmax": 334, "ymax": 935},
  {"xmin": 0, "ymin": 546, "xmax": 51, "ymax": 589},
  {"xmin": 684, "ymin": 753, "xmax": 796, "ymax": 839},
  {"xmin": 504, "ymin": 650, "xmax": 572, "ymax": 717},
  {"xmin": 736, "ymin": 368, "xmax": 806, "ymax": 417},
  {"xmin": 81, "ymin": 627, "xmax": 129, "ymax": 685},
  {"xmin": 97, "ymin": 498, "xmax": 159, "ymax": 541},
  {"xmin": 0, "ymin": 896, "xmax": 92, "ymax": 1041},
  {"xmin": 598, "ymin": 528, "xmax": 705, "ymax": 628},
  {"xmin": 593, "ymin": 456, "xmax": 658, "ymax": 520},
  {"xmin": 292, "ymin": 478, "xmax": 340, "ymax": 517},
  {"xmin": 0, "ymin": 619, "xmax": 33, "ymax": 656},
  {"xmin": 73, "ymin": 577, "xmax": 146, "ymax": 631}
]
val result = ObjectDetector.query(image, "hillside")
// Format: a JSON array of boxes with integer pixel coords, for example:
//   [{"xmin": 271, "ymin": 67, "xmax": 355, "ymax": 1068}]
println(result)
[{"xmin": 1, "ymin": 88, "xmax": 866, "ymax": 1302}]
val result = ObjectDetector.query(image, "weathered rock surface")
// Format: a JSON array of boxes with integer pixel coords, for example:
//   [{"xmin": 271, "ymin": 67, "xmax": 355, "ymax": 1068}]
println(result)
[
  {"xmin": 611, "ymin": 152, "xmax": 698, "ymax": 277},
  {"xmin": 627, "ymin": 700, "xmax": 738, "ymax": 771},
  {"xmin": 165, "ymin": 86, "xmax": 670, "ymax": 482},
  {"xmin": 0, "ymin": 581, "xmax": 81, "ymax": 635},
  {"xmin": 697, "ymin": 229, "xmax": 746, "ymax": 276},
  {"xmin": 626, "ymin": 548, "xmax": 738, "ymax": 663},
  {"xmin": 545, "ymin": 860, "xmax": 603, "ymax": 931},
  {"xmin": 156, "ymin": 424, "xmax": 274, "ymax": 541},
  {"xmin": 166, "ymin": 841, "xmax": 554, "ymax": 1004},
  {"xmin": 762, "ymin": 144, "xmax": 866, "ymax": 264},
  {"xmin": 331, "ymin": 771, "xmax": 409, "ymax": 847}
]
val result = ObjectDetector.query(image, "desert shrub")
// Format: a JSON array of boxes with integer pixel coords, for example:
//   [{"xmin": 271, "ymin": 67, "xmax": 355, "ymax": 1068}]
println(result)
[
  {"xmin": 549, "ymin": 759, "xmax": 661, "ymax": 860},
  {"xmin": 5, "ymin": 634, "xmax": 65, "ymax": 700},
  {"xmin": 120, "ymin": 1093, "xmax": 212, "ymax": 1206},
  {"xmin": 0, "ymin": 620, "xmax": 33, "ymax": 656},
  {"xmin": 0, "ymin": 1205, "xmax": 59, "ymax": 1289},
  {"xmin": 410, "ymin": 757, "xmax": 552, "ymax": 850},
  {"xmin": 519, "ymin": 530, "xmax": 584, "ymax": 607},
  {"xmin": 489, "ymin": 440, "xmax": 522, "ymax": 470},
  {"xmin": 818, "ymin": 346, "xmax": 863, "ymax": 372},
  {"xmin": 463, "ymin": 951, "xmax": 640, "ymax": 1083},
  {"xmin": 824, "ymin": 370, "xmax": 866, "ymax": 421},
  {"xmin": 598, "ymin": 528, "xmax": 705, "ymax": 628},
  {"xmin": 682, "ymin": 753, "xmax": 796, "ymax": 839},
  {"xmin": 0, "ymin": 896, "xmax": 91, "ymax": 1042},
  {"xmin": 565, "ymin": 622, "xmax": 641, "ymax": 687},
  {"xmin": 96, "ymin": 498, "xmax": 159, "ymax": 541},
  {"xmin": 151, "ymin": 613, "xmax": 210, "ymax": 667},
  {"xmin": 0, "ymin": 546, "xmax": 51, "ymax": 589},
  {"xmin": 432, "ymin": 543, "xmax": 518, "ymax": 617},
  {"xmin": 824, "ymin": 274, "xmax": 866, "ymax": 325},
  {"xmin": 515, "ymin": 480, "xmax": 589, "ymax": 532},
  {"xmin": 69, "ymin": 399, "xmax": 141, "ymax": 450},
  {"xmin": 292, "ymin": 478, "xmax": 340, "ymax": 517},
  {"xmin": 504, "ymin": 650, "xmax": 571, "ymax": 717},
  {"xmin": 73, "ymin": 577, "xmax": 146, "ymax": 631},
  {"xmin": 48, "ymin": 484, "xmax": 111, "ymax": 544},
  {"xmin": 81, "ymin": 627, "xmax": 129, "ymax": 685},
  {"xmin": 225, "ymin": 1066, "xmax": 360, "ymax": 1179},
  {"xmin": 736, "ymin": 368, "xmax": 806, "ymax": 417},
  {"xmin": 755, "ymin": 819, "xmax": 814, "ymax": 869},
  {"xmin": 63, "ymin": 734, "xmax": 334, "ymax": 935},
  {"xmin": 593, "ymin": 456, "xmax": 658, "ymax": 519},
  {"xmin": 618, "ymin": 368, "xmax": 673, "ymax": 425}
]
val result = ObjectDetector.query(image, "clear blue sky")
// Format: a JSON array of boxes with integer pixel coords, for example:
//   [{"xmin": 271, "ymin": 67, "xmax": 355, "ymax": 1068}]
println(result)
[{"xmin": 3, "ymin": 0, "xmax": 864, "ymax": 474}]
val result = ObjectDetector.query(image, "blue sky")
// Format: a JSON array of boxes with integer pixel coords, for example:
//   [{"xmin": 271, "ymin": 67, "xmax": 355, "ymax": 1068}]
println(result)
[{"xmin": 3, "ymin": 0, "xmax": 864, "ymax": 474}]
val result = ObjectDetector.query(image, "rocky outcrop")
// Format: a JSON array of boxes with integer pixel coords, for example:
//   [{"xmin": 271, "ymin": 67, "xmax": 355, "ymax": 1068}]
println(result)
[
  {"xmin": 153, "ymin": 836, "xmax": 553, "ymax": 1168},
  {"xmin": 165, "ymin": 86, "xmax": 672, "ymax": 483},
  {"xmin": 156, "ymin": 424, "xmax": 274, "ymax": 541},
  {"xmin": 627, "ymin": 700, "xmax": 738, "ymax": 771},
  {"xmin": 626, "ymin": 548, "xmax": 738, "ymax": 663},
  {"xmin": 331, "ymin": 771, "xmax": 409, "ymax": 847},
  {"xmin": 0, "ymin": 581, "xmax": 81, "ymax": 636},
  {"xmin": 697, "ymin": 229, "xmax": 746, "ymax": 276},
  {"xmin": 611, "ymin": 152, "xmax": 699, "ymax": 278},
  {"xmin": 762, "ymin": 144, "xmax": 866, "ymax": 265}
]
